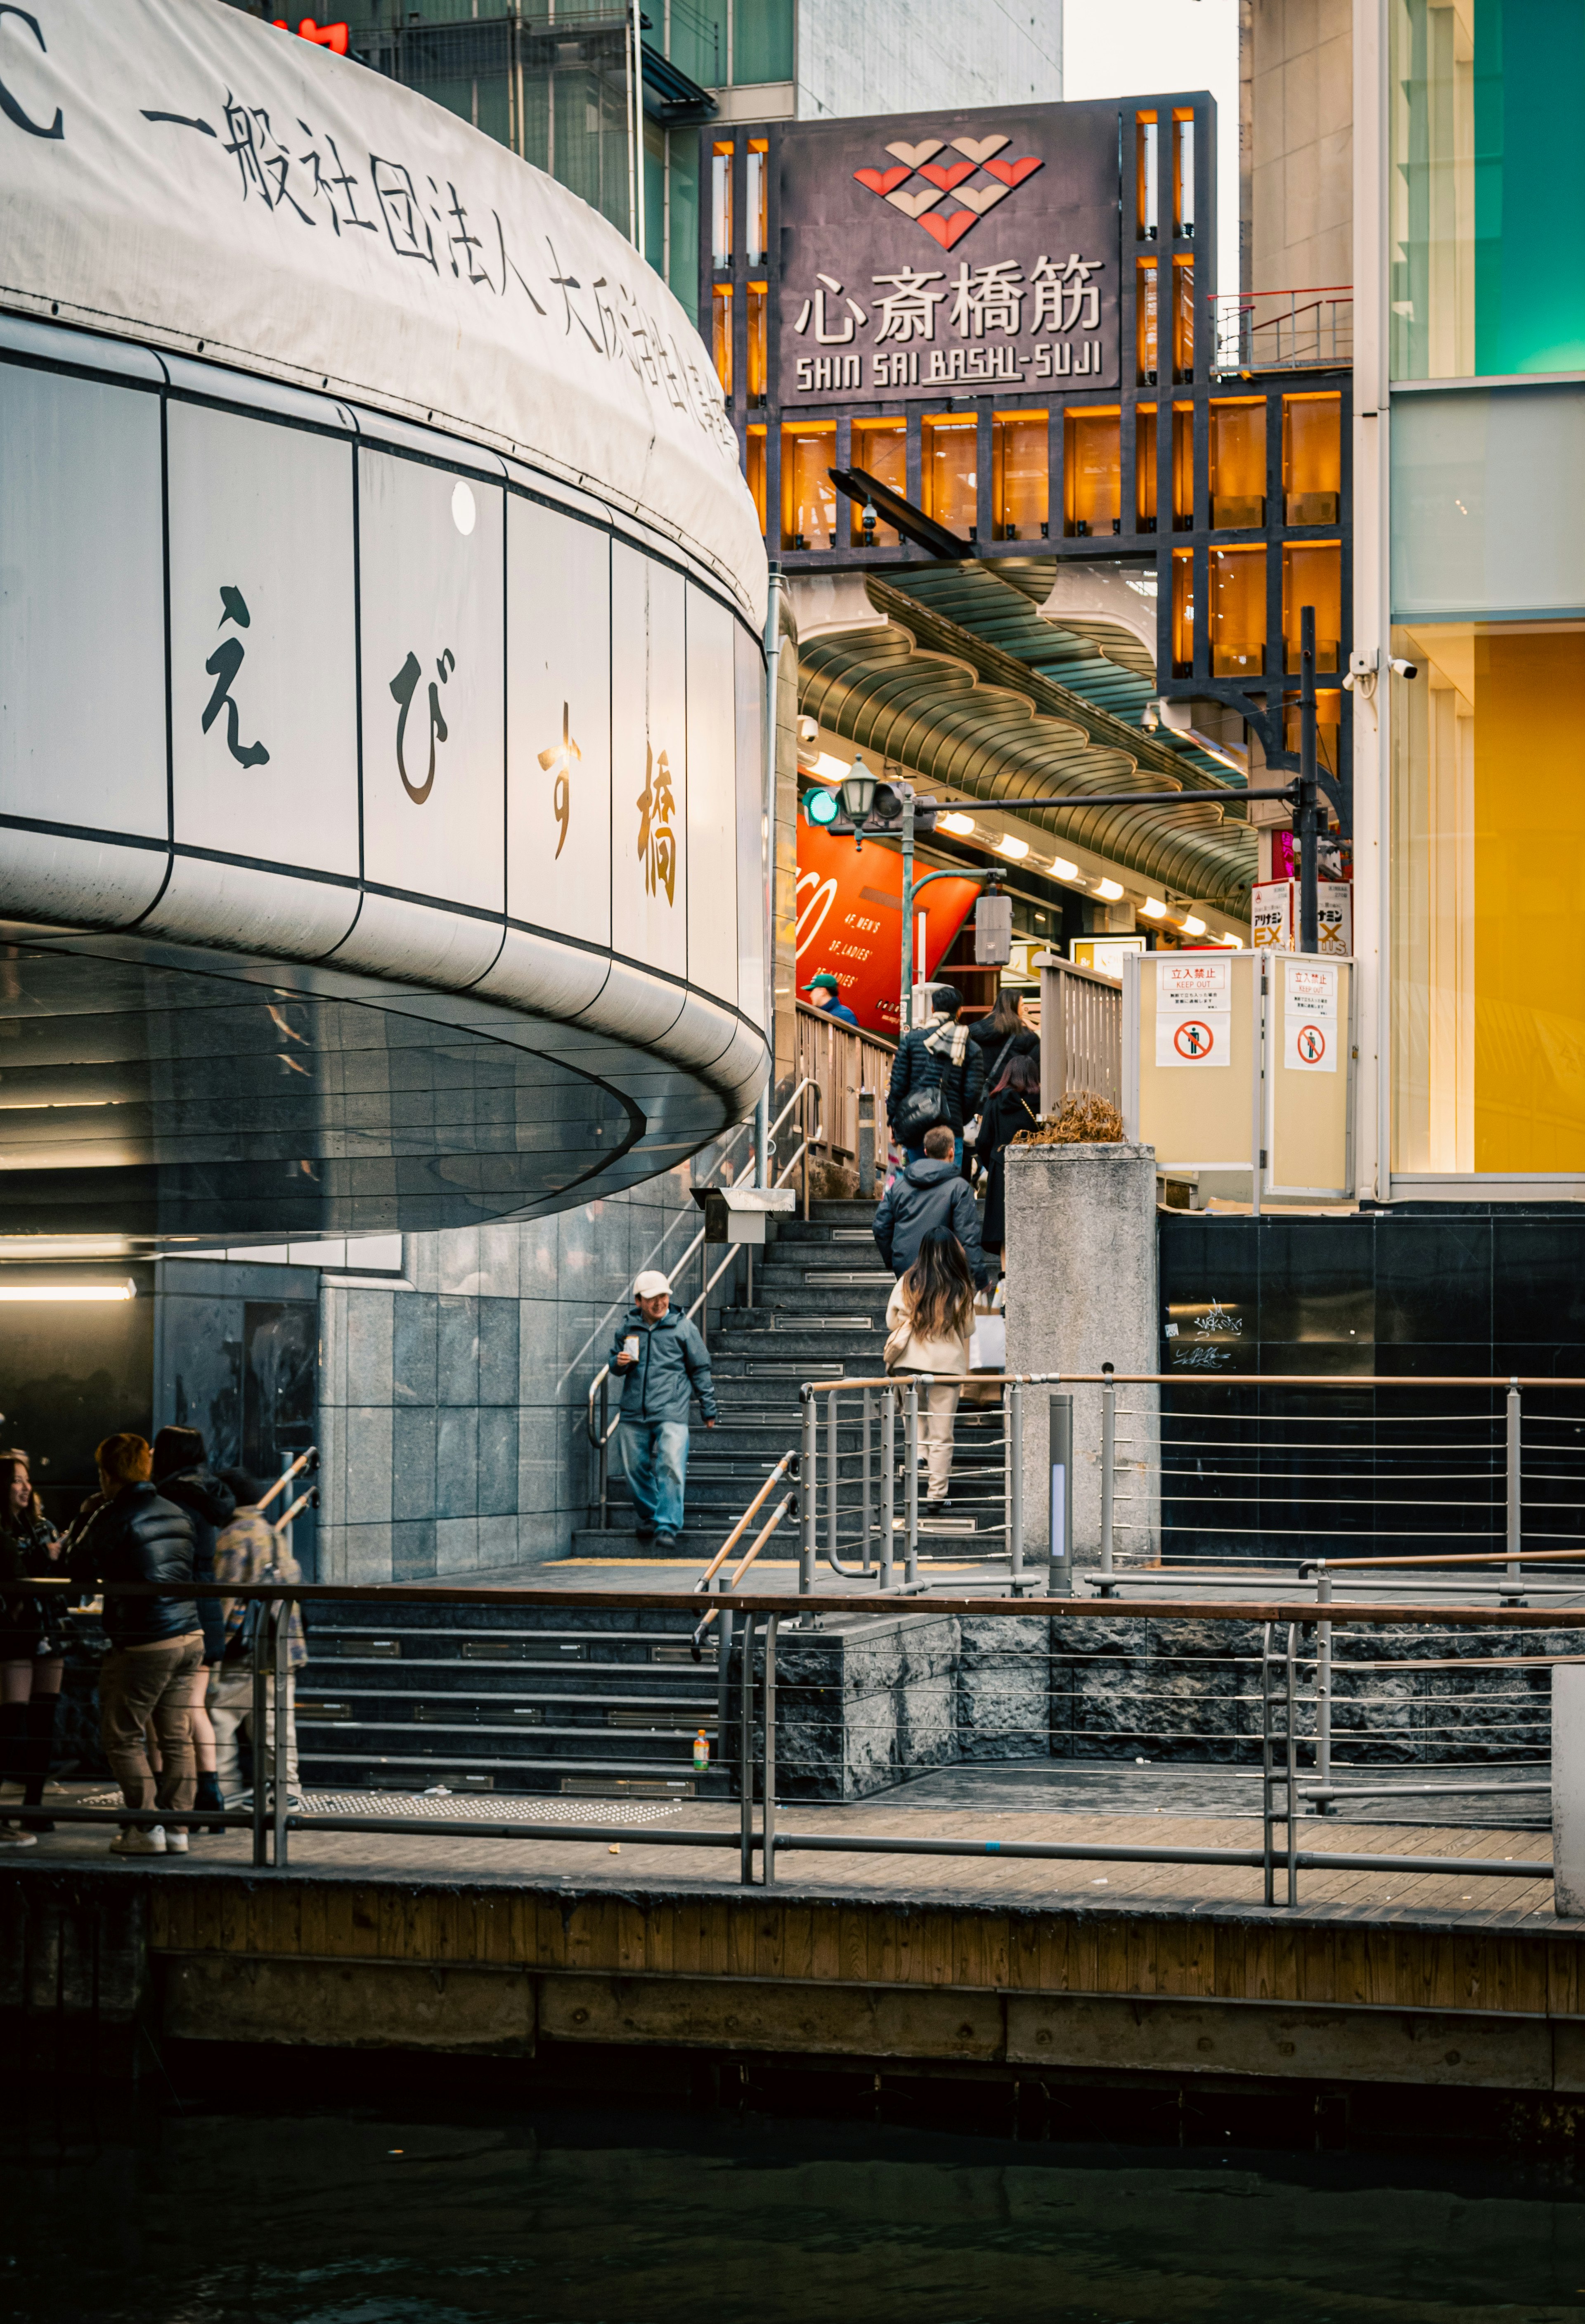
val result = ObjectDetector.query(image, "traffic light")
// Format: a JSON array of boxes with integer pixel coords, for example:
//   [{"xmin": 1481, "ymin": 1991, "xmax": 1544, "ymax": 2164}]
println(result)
[{"xmin": 802, "ymin": 785, "xmax": 841, "ymax": 829}]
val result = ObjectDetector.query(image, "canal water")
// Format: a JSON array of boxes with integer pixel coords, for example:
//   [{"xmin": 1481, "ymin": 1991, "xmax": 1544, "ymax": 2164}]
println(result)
[{"xmin": 3, "ymin": 2103, "xmax": 1583, "ymax": 2321}]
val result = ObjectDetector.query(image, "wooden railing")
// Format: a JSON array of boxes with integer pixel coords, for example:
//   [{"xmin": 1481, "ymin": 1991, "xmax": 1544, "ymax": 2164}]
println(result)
[
  {"xmin": 1034, "ymin": 953, "xmax": 1124, "ymax": 1117},
  {"xmin": 796, "ymin": 1003, "xmax": 896, "ymax": 1164}
]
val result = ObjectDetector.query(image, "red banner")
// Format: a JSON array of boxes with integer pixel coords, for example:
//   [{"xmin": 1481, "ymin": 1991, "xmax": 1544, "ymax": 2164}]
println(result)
[{"xmin": 795, "ymin": 811, "xmax": 981, "ymax": 1036}]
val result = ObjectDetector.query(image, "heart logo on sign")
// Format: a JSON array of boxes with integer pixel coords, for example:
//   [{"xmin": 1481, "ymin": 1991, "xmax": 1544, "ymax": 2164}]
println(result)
[
  {"xmin": 917, "ymin": 209, "xmax": 980, "ymax": 250},
  {"xmin": 847, "ymin": 124, "xmax": 1046, "ymax": 247},
  {"xmin": 854, "ymin": 164, "xmax": 913, "ymax": 196},
  {"xmin": 983, "ymin": 154, "xmax": 1043, "ymax": 188}
]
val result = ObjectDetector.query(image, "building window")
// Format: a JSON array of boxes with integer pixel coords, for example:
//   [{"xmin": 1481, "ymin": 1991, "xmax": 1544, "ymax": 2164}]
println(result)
[
  {"xmin": 1173, "ymin": 257, "xmax": 1195, "ymax": 379},
  {"xmin": 781, "ymin": 421, "xmax": 836, "ymax": 548},
  {"xmin": 1064, "ymin": 408, "xmax": 1119, "ymax": 537},
  {"xmin": 1391, "ymin": 625, "xmax": 1585, "ymax": 1173},
  {"xmin": 1210, "ymin": 399, "xmax": 1266, "ymax": 528},
  {"xmin": 1136, "ymin": 404, "xmax": 1157, "ymax": 529},
  {"xmin": 1174, "ymin": 111, "xmax": 1195, "ymax": 239},
  {"xmin": 923, "ymin": 415, "xmax": 978, "ymax": 537},
  {"xmin": 1136, "ymin": 113, "xmax": 1158, "ymax": 239},
  {"xmin": 711, "ymin": 141, "xmax": 733, "ymax": 267},
  {"xmin": 733, "ymin": 0, "xmax": 794, "ymax": 84},
  {"xmin": 668, "ymin": 129, "xmax": 700, "ymax": 323},
  {"xmin": 746, "ymin": 425, "xmax": 767, "ymax": 534},
  {"xmin": 746, "ymin": 139, "xmax": 768, "ymax": 264},
  {"xmin": 1283, "ymin": 393, "xmax": 1341, "ymax": 524},
  {"xmin": 1209, "ymin": 546, "xmax": 1266, "ymax": 676},
  {"xmin": 1172, "ymin": 402, "xmax": 1194, "ymax": 530},
  {"xmin": 671, "ymin": 0, "xmax": 727, "ymax": 91},
  {"xmin": 1138, "ymin": 260, "xmax": 1158, "ymax": 383},
  {"xmin": 993, "ymin": 411, "xmax": 1049, "ymax": 539},
  {"xmin": 850, "ymin": 420, "xmax": 905, "ymax": 545},
  {"xmin": 1282, "ymin": 541, "xmax": 1342, "ymax": 671},
  {"xmin": 1171, "ymin": 549, "xmax": 1194, "ymax": 676},
  {"xmin": 712, "ymin": 284, "xmax": 733, "ymax": 397},
  {"xmin": 746, "ymin": 283, "xmax": 767, "ymax": 404}
]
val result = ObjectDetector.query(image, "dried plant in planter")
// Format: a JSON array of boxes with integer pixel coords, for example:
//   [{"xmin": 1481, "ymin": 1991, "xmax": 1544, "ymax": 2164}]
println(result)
[{"xmin": 1013, "ymin": 1092, "xmax": 1126, "ymax": 1146}]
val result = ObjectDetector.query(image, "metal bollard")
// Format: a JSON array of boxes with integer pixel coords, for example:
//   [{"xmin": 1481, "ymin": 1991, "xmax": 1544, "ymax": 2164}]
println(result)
[
  {"xmin": 826, "ymin": 1386, "xmax": 840, "ymax": 1577},
  {"xmin": 857, "ymin": 1085, "xmax": 876, "ymax": 1199},
  {"xmin": 1099, "ymin": 1364, "xmax": 1116, "ymax": 1589},
  {"xmin": 799, "ymin": 1389, "xmax": 816, "ymax": 1594},
  {"xmin": 1047, "ymin": 1393, "xmax": 1072, "ymax": 1596},
  {"xmin": 1314, "ymin": 1566, "xmax": 1332, "ymax": 1797},
  {"xmin": 1006, "ymin": 1377, "xmax": 1023, "ymax": 1582},
  {"xmin": 880, "ymin": 1386, "xmax": 896, "ymax": 1591},
  {"xmin": 762, "ymin": 1614, "xmax": 778, "ymax": 1886},
  {"xmin": 739, "ymin": 1612, "xmax": 756, "ymax": 1884},
  {"xmin": 1505, "ymin": 1379, "xmax": 1523, "ymax": 1603},
  {"xmin": 251, "ymin": 1597, "xmax": 270, "ymax": 1868},
  {"xmin": 905, "ymin": 1377, "xmax": 920, "ymax": 1588}
]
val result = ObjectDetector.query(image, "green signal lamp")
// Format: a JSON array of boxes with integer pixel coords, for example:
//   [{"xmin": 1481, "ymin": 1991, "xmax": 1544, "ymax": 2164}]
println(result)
[
  {"xmin": 802, "ymin": 784, "xmax": 841, "ymax": 828},
  {"xmin": 837, "ymin": 757, "xmax": 878, "ymax": 823}
]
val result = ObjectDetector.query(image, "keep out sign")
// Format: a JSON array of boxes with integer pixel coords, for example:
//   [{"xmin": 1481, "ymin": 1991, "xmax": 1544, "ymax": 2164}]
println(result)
[
  {"xmin": 1156, "ymin": 956, "xmax": 1231, "ymax": 1068},
  {"xmin": 1285, "ymin": 960, "xmax": 1338, "ymax": 1072}
]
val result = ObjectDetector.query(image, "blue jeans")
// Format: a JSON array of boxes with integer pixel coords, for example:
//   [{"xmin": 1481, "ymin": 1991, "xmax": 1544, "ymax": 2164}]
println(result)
[
  {"xmin": 903, "ymin": 1136, "xmax": 964, "ymax": 1171},
  {"xmin": 620, "ymin": 1419, "xmax": 690, "ymax": 1536}
]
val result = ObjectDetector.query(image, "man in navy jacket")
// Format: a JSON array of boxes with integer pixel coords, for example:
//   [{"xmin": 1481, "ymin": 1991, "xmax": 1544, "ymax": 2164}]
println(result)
[{"xmin": 606, "ymin": 1269, "xmax": 717, "ymax": 1549}]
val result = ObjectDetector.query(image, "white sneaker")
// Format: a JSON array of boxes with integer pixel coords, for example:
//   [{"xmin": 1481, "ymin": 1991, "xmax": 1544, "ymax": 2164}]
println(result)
[
  {"xmin": 163, "ymin": 1827, "xmax": 189, "ymax": 1854},
  {"xmin": 109, "ymin": 1825, "xmax": 166, "ymax": 1856},
  {"xmin": 0, "ymin": 1824, "xmax": 37, "ymax": 1848}
]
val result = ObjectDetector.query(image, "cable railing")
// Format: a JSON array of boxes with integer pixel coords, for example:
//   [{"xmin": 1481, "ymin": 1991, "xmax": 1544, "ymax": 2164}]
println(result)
[{"xmin": 1209, "ymin": 285, "xmax": 1353, "ymax": 374}]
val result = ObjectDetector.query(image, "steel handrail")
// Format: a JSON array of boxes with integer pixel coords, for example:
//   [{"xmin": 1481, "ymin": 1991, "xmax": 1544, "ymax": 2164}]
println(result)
[
  {"xmin": 693, "ymin": 1453, "xmax": 797, "ymax": 1592},
  {"xmin": 692, "ymin": 1489, "xmax": 797, "ymax": 1653},
  {"xmin": 257, "ymin": 1448, "xmax": 317, "ymax": 1513}
]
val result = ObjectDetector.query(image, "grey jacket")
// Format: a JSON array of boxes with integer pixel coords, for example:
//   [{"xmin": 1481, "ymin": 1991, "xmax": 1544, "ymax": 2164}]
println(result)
[
  {"xmin": 606, "ymin": 1305, "xmax": 718, "ymax": 1426},
  {"xmin": 871, "ymin": 1157, "xmax": 989, "ymax": 1287}
]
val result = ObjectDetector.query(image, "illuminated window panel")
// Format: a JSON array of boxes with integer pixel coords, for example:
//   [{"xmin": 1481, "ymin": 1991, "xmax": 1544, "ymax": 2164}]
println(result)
[
  {"xmin": 850, "ymin": 420, "xmax": 904, "ymax": 546},
  {"xmin": 923, "ymin": 415, "xmax": 978, "ymax": 537},
  {"xmin": 1173, "ymin": 402, "xmax": 1193, "ymax": 530},
  {"xmin": 1174, "ymin": 111, "xmax": 1195, "ymax": 240},
  {"xmin": 1138, "ymin": 260, "xmax": 1158, "ymax": 384},
  {"xmin": 1210, "ymin": 399, "xmax": 1266, "ymax": 529},
  {"xmin": 1173, "ymin": 257, "xmax": 1194, "ymax": 380},
  {"xmin": 1136, "ymin": 113, "xmax": 1158, "ymax": 240},
  {"xmin": 1283, "ymin": 393, "xmax": 1341, "ymax": 525},
  {"xmin": 1209, "ymin": 546, "xmax": 1266, "ymax": 677},
  {"xmin": 746, "ymin": 139, "xmax": 768, "ymax": 264},
  {"xmin": 1171, "ymin": 549, "xmax": 1194, "ymax": 677},
  {"xmin": 710, "ymin": 141, "xmax": 733, "ymax": 267},
  {"xmin": 1064, "ymin": 407, "xmax": 1119, "ymax": 537},
  {"xmin": 711, "ymin": 284, "xmax": 732, "ymax": 397},
  {"xmin": 992, "ymin": 410, "xmax": 1049, "ymax": 540},
  {"xmin": 1283, "ymin": 540, "xmax": 1343, "ymax": 671},
  {"xmin": 1136, "ymin": 404, "xmax": 1157, "ymax": 530},
  {"xmin": 746, "ymin": 425, "xmax": 766, "ymax": 534},
  {"xmin": 780, "ymin": 422, "xmax": 836, "ymax": 549},
  {"xmin": 746, "ymin": 282, "xmax": 767, "ymax": 406}
]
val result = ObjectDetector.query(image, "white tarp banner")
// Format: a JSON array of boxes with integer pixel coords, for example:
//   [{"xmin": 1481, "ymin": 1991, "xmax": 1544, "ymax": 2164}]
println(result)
[{"xmin": 0, "ymin": 0, "xmax": 765, "ymax": 615}]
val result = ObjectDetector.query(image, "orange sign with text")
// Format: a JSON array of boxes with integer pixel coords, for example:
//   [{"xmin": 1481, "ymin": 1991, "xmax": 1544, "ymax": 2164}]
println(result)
[{"xmin": 796, "ymin": 810, "xmax": 980, "ymax": 1036}]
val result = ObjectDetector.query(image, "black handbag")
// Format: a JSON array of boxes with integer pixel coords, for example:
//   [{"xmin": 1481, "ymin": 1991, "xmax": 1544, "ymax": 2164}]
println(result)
[{"xmin": 894, "ymin": 1082, "xmax": 947, "ymax": 1138}]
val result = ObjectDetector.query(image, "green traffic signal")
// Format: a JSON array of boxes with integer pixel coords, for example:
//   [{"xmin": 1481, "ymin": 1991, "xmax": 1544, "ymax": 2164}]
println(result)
[{"xmin": 802, "ymin": 785, "xmax": 841, "ymax": 828}]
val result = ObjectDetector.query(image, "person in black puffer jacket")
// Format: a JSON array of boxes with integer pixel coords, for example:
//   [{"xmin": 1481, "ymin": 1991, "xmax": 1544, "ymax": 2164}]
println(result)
[
  {"xmin": 152, "ymin": 1427, "xmax": 235, "ymax": 1834},
  {"xmin": 887, "ymin": 985, "xmax": 986, "ymax": 1166},
  {"xmin": 69, "ymin": 1432, "xmax": 201, "ymax": 1857}
]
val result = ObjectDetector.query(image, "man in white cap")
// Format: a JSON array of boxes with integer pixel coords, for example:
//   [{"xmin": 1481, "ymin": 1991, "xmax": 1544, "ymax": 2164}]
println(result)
[{"xmin": 606, "ymin": 1268, "xmax": 717, "ymax": 1549}]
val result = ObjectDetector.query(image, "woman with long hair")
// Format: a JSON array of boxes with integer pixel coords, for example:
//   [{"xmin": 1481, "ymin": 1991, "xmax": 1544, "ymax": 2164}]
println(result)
[
  {"xmin": 973, "ymin": 1049, "xmax": 1042, "ymax": 1261},
  {"xmin": 0, "ymin": 1449, "xmax": 63, "ymax": 1843},
  {"xmin": 968, "ymin": 988, "xmax": 1039, "ymax": 1092},
  {"xmin": 883, "ymin": 1228, "xmax": 977, "ymax": 1510}
]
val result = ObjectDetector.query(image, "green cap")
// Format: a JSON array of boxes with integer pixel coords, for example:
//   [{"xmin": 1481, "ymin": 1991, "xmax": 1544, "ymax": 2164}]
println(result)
[{"xmin": 805, "ymin": 972, "xmax": 841, "ymax": 993}]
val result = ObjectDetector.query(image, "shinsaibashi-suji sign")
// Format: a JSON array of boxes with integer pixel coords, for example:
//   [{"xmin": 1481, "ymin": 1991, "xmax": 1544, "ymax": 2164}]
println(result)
[{"xmin": 778, "ymin": 102, "xmax": 1121, "ymax": 406}]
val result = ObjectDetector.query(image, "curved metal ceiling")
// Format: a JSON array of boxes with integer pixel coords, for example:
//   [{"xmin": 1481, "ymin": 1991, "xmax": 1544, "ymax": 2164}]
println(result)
[{"xmin": 797, "ymin": 567, "xmax": 1257, "ymax": 911}]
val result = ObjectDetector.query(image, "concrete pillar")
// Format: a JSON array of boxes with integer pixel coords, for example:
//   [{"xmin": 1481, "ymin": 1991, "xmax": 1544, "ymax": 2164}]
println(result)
[
  {"xmin": 1003, "ymin": 1141, "xmax": 1160, "ymax": 1575},
  {"xmin": 1554, "ymin": 1666, "xmax": 1585, "ymax": 1917}
]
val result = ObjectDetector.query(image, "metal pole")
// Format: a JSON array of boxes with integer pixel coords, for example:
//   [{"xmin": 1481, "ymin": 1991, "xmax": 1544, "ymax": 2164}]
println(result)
[
  {"xmin": 1506, "ymin": 1379, "xmax": 1523, "ymax": 1602},
  {"xmin": 857, "ymin": 1085, "xmax": 876, "ymax": 1199},
  {"xmin": 761, "ymin": 1614, "xmax": 778, "ymax": 1886},
  {"xmin": 1260, "ymin": 1620, "xmax": 1275, "ymax": 1906},
  {"xmin": 900, "ymin": 792, "xmax": 915, "ymax": 1031},
  {"xmin": 1285, "ymin": 1622, "xmax": 1299, "ymax": 1906},
  {"xmin": 861, "ymin": 1387, "xmax": 873, "ymax": 1575},
  {"xmin": 598, "ymin": 1375, "xmax": 609, "ymax": 1531},
  {"xmin": 271, "ymin": 1600, "xmax": 289, "ymax": 1870},
  {"xmin": 1006, "ymin": 1378, "xmax": 1023, "ymax": 1582},
  {"xmin": 714, "ymin": 1572, "xmax": 733, "ymax": 1779},
  {"xmin": 1299, "ymin": 603, "xmax": 1319, "ymax": 955},
  {"xmin": 738, "ymin": 1612, "xmax": 755, "ymax": 1883},
  {"xmin": 880, "ymin": 1385, "xmax": 896, "ymax": 1591},
  {"xmin": 251, "ymin": 1598, "xmax": 270, "ymax": 1868},
  {"xmin": 1315, "ymin": 1566, "xmax": 1332, "ymax": 1797},
  {"xmin": 826, "ymin": 1385, "xmax": 839, "ymax": 1577},
  {"xmin": 1048, "ymin": 1393, "xmax": 1072, "ymax": 1595},
  {"xmin": 905, "ymin": 1377, "xmax": 920, "ymax": 1588},
  {"xmin": 799, "ymin": 1389, "xmax": 816, "ymax": 1594},
  {"xmin": 1099, "ymin": 1364, "xmax": 1116, "ymax": 1589}
]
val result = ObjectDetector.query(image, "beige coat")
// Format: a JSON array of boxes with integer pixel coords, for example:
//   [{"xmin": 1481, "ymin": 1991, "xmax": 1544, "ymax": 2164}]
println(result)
[{"xmin": 885, "ymin": 1278, "xmax": 973, "ymax": 1376}]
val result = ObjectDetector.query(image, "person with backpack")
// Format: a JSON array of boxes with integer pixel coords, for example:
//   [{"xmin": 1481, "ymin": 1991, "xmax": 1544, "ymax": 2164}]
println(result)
[
  {"xmin": 883, "ymin": 1229, "xmax": 978, "ymax": 1511},
  {"xmin": 887, "ymin": 984, "xmax": 985, "ymax": 1168},
  {"xmin": 872, "ymin": 1123, "xmax": 990, "ymax": 1289},
  {"xmin": 206, "ymin": 1470, "xmax": 306, "ymax": 1805}
]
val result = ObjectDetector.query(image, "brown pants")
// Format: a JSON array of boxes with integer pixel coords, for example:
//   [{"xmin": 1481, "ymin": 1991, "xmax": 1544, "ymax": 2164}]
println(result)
[{"xmin": 99, "ymin": 1633, "xmax": 204, "ymax": 1816}]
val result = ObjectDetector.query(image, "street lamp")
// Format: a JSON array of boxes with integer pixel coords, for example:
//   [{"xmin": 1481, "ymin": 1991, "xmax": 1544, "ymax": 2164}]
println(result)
[{"xmin": 837, "ymin": 756, "xmax": 878, "ymax": 824}]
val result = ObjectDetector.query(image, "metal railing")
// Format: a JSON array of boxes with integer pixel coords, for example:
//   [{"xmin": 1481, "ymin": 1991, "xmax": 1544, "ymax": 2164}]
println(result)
[
  {"xmin": 26, "ymin": 1579, "xmax": 1564, "ymax": 1912},
  {"xmin": 795, "ymin": 1002, "xmax": 896, "ymax": 1171},
  {"xmin": 1034, "ymin": 953, "xmax": 1124, "ymax": 1118},
  {"xmin": 584, "ymin": 1078, "xmax": 822, "ymax": 1526},
  {"xmin": 1210, "ymin": 286, "xmax": 1353, "ymax": 374}
]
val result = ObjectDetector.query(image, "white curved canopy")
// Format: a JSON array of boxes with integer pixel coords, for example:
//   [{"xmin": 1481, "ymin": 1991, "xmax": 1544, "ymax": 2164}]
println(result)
[{"xmin": 0, "ymin": 0, "xmax": 765, "ymax": 619}]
